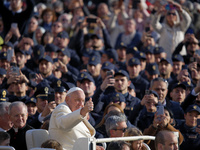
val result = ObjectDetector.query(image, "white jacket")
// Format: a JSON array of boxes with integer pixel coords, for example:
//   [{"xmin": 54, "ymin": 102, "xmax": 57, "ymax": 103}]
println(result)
[
  {"xmin": 49, "ymin": 102, "xmax": 95, "ymax": 150},
  {"xmin": 152, "ymin": 9, "xmax": 191, "ymax": 58}
]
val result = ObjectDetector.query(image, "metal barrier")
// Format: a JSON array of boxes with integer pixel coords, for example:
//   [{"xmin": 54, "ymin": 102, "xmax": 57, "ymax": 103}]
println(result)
[{"xmin": 73, "ymin": 136, "xmax": 155, "ymax": 150}]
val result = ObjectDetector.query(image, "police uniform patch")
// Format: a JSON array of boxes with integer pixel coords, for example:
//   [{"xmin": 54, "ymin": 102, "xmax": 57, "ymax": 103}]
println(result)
[{"xmin": 57, "ymin": 80, "xmax": 61, "ymax": 87}]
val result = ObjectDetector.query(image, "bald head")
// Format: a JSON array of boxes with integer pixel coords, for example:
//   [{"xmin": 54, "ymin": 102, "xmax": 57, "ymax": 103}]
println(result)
[{"xmin": 155, "ymin": 130, "xmax": 178, "ymax": 150}]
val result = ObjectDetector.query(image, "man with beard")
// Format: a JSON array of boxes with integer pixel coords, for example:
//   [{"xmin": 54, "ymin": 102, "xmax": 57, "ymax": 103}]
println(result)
[
  {"xmin": 38, "ymin": 55, "xmax": 58, "ymax": 87},
  {"xmin": 158, "ymin": 58, "xmax": 173, "ymax": 83}
]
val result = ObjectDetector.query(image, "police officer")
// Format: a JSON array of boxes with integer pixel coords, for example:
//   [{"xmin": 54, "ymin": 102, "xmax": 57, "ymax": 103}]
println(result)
[
  {"xmin": 171, "ymin": 54, "xmax": 185, "ymax": 80},
  {"xmin": 0, "ymin": 42, "xmax": 14, "ymax": 52},
  {"xmin": 142, "ymin": 45, "xmax": 155, "ymax": 64},
  {"xmin": 26, "ymin": 44, "xmax": 45, "ymax": 73},
  {"xmin": 177, "ymin": 105, "xmax": 200, "ymax": 150},
  {"xmin": 0, "ymin": 68, "xmax": 6, "ymax": 85},
  {"xmin": 116, "ymin": 42, "xmax": 127, "ymax": 70},
  {"xmin": 77, "ymin": 71, "xmax": 96, "ymax": 101},
  {"xmin": 145, "ymin": 63, "xmax": 159, "ymax": 82},
  {"xmin": 158, "ymin": 58, "xmax": 173, "ymax": 83},
  {"xmin": 29, "ymin": 81, "xmax": 56, "ymax": 128},
  {"xmin": 54, "ymin": 31, "xmax": 81, "ymax": 68},
  {"xmin": 25, "ymin": 97, "xmax": 37, "ymax": 125},
  {"xmin": 0, "ymin": 52, "xmax": 10, "ymax": 70},
  {"xmin": 56, "ymin": 47, "xmax": 79, "ymax": 83},
  {"xmin": 45, "ymin": 43, "xmax": 58, "ymax": 59},
  {"xmin": 87, "ymin": 54, "xmax": 102, "ymax": 87},
  {"xmin": 38, "ymin": 55, "xmax": 58, "ymax": 87},
  {"xmin": 153, "ymin": 46, "xmax": 167, "ymax": 64},
  {"xmin": 127, "ymin": 57, "xmax": 149, "ymax": 99},
  {"xmin": 170, "ymin": 82, "xmax": 186, "ymax": 104},
  {"xmin": 113, "ymin": 70, "xmax": 140, "ymax": 117},
  {"xmin": 15, "ymin": 48, "xmax": 34, "ymax": 79}
]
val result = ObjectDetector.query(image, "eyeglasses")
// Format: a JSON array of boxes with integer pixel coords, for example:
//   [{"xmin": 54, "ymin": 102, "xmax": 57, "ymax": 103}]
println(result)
[
  {"xmin": 113, "ymin": 128, "xmax": 127, "ymax": 132},
  {"xmin": 167, "ymin": 12, "xmax": 176, "ymax": 16}
]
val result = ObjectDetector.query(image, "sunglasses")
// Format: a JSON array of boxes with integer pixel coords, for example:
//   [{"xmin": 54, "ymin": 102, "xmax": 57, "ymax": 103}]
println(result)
[
  {"xmin": 113, "ymin": 128, "xmax": 127, "ymax": 132},
  {"xmin": 167, "ymin": 12, "xmax": 176, "ymax": 16}
]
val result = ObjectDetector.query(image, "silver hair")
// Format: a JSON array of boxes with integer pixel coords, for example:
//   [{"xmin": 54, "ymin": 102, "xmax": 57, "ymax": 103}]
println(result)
[
  {"xmin": 105, "ymin": 114, "xmax": 127, "ymax": 137},
  {"xmin": 150, "ymin": 77, "xmax": 169, "ymax": 89},
  {"xmin": 8, "ymin": 101, "xmax": 28, "ymax": 115},
  {"xmin": 0, "ymin": 102, "xmax": 11, "ymax": 116}
]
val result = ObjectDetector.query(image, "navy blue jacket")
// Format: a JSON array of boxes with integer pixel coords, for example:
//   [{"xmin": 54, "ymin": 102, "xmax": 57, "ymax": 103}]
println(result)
[
  {"xmin": 130, "ymin": 75, "xmax": 149, "ymax": 100},
  {"xmin": 177, "ymin": 124, "xmax": 200, "ymax": 150}
]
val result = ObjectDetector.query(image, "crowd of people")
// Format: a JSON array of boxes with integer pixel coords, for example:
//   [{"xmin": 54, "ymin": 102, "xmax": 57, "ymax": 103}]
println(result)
[{"xmin": 0, "ymin": 0, "xmax": 200, "ymax": 149}]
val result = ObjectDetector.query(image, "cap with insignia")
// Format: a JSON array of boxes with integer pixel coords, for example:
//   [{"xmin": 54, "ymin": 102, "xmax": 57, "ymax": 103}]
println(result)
[
  {"xmin": 114, "ymin": 70, "xmax": 129, "ymax": 80},
  {"xmin": 143, "ymin": 45, "xmax": 155, "ymax": 54},
  {"xmin": 135, "ymin": 51, "xmax": 146, "ymax": 60},
  {"xmin": 172, "ymin": 54, "xmax": 184, "ymax": 62},
  {"xmin": 57, "ymin": 47, "xmax": 71, "ymax": 58},
  {"xmin": 45, "ymin": 44, "xmax": 58, "ymax": 52},
  {"xmin": 82, "ymin": 48, "xmax": 93, "ymax": 57},
  {"xmin": 128, "ymin": 57, "xmax": 141, "ymax": 66},
  {"xmin": 171, "ymin": 82, "xmax": 186, "ymax": 90},
  {"xmin": 15, "ymin": 47, "xmax": 26, "ymax": 55},
  {"xmin": 117, "ymin": 42, "xmax": 127, "ymax": 49},
  {"xmin": 57, "ymin": 31, "xmax": 69, "ymax": 39},
  {"xmin": 0, "ymin": 41, "xmax": 14, "ymax": 49},
  {"xmin": 0, "ymin": 89, "xmax": 9, "ymax": 102},
  {"xmin": 101, "ymin": 61, "xmax": 115, "ymax": 71},
  {"xmin": 77, "ymin": 72, "xmax": 95, "ymax": 83},
  {"xmin": 0, "ymin": 52, "xmax": 7, "ymax": 60},
  {"xmin": 160, "ymin": 58, "xmax": 173, "ymax": 66},
  {"xmin": 110, "ymin": 92, "xmax": 125, "ymax": 103},
  {"xmin": 154, "ymin": 46, "xmax": 165, "ymax": 54},
  {"xmin": 33, "ymin": 45, "xmax": 45, "ymax": 59},
  {"xmin": 103, "ymin": 48, "xmax": 118, "ymax": 62},
  {"xmin": 126, "ymin": 46, "xmax": 138, "ymax": 55},
  {"xmin": 34, "ymin": 81, "xmax": 54, "ymax": 99},
  {"xmin": 146, "ymin": 63, "xmax": 159, "ymax": 75},
  {"xmin": 39, "ymin": 55, "xmax": 53, "ymax": 64},
  {"xmin": 88, "ymin": 54, "xmax": 101, "ymax": 66},
  {"xmin": 25, "ymin": 97, "xmax": 37, "ymax": 105},
  {"xmin": 185, "ymin": 104, "xmax": 200, "ymax": 114}
]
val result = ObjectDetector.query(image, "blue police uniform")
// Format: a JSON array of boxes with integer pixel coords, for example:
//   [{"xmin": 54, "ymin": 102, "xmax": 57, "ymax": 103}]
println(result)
[
  {"xmin": 130, "ymin": 75, "xmax": 149, "ymax": 100},
  {"xmin": 176, "ymin": 105, "xmax": 200, "ymax": 150},
  {"xmin": 135, "ymin": 107, "xmax": 155, "ymax": 132},
  {"xmin": 178, "ymin": 124, "xmax": 200, "ymax": 150}
]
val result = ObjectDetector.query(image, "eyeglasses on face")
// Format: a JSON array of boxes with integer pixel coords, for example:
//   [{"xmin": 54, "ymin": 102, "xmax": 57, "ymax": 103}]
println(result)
[
  {"xmin": 113, "ymin": 128, "xmax": 127, "ymax": 132},
  {"xmin": 167, "ymin": 12, "xmax": 176, "ymax": 16}
]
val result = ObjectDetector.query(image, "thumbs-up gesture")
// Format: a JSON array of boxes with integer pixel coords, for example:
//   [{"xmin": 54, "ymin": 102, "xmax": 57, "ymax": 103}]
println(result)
[{"xmin": 81, "ymin": 98, "xmax": 94, "ymax": 117}]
